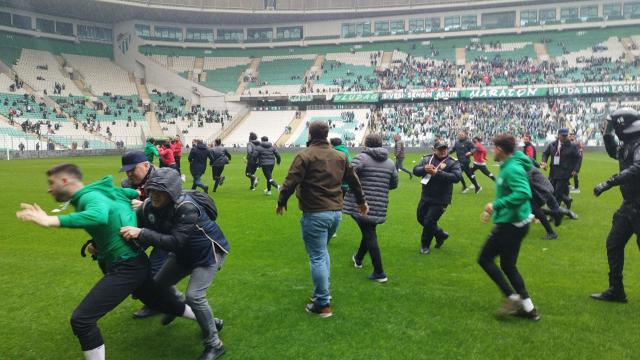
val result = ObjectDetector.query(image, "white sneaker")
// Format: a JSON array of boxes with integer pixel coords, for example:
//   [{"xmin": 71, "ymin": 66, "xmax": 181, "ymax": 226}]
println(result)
[
  {"xmin": 180, "ymin": 174, "xmax": 186, "ymax": 182},
  {"xmin": 570, "ymin": 188, "xmax": 581, "ymax": 194},
  {"xmin": 461, "ymin": 187, "xmax": 470, "ymax": 194},
  {"xmin": 253, "ymin": 177, "xmax": 259, "ymax": 188},
  {"xmin": 264, "ymin": 189, "xmax": 272, "ymax": 196}
]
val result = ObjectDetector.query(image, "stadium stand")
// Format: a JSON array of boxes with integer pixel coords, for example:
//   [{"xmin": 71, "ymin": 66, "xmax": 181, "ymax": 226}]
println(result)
[
  {"xmin": 13, "ymin": 49, "xmax": 82, "ymax": 96},
  {"xmin": 288, "ymin": 109, "xmax": 371, "ymax": 147},
  {"xmin": 223, "ymin": 110, "xmax": 296, "ymax": 147},
  {"xmin": 62, "ymin": 54, "xmax": 138, "ymax": 96}
]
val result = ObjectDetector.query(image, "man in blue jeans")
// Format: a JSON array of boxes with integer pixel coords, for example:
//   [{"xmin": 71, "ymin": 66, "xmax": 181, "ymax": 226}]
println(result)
[{"xmin": 277, "ymin": 121, "xmax": 368, "ymax": 317}]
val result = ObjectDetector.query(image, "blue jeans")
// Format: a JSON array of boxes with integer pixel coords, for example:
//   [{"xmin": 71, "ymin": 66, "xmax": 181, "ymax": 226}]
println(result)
[
  {"xmin": 191, "ymin": 172, "xmax": 207, "ymax": 191},
  {"xmin": 300, "ymin": 211, "xmax": 342, "ymax": 306}
]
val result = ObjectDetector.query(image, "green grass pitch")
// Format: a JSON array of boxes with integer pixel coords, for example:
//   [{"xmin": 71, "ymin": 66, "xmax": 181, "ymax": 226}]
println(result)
[{"xmin": 1, "ymin": 151, "xmax": 639, "ymax": 359}]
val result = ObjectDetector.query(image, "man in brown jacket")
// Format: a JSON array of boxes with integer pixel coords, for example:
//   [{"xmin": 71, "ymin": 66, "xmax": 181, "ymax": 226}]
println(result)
[{"xmin": 277, "ymin": 121, "xmax": 368, "ymax": 317}]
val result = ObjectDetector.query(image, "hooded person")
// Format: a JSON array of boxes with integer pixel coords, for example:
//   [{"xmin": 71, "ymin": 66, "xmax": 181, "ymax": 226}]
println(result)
[
  {"xmin": 245, "ymin": 132, "xmax": 261, "ymax": 191},
  {"xmin": 16, "ymin": 164, "xmax": 192, "ymax": 360},
  {"xmin": 188, "ymin": 139, "xmax": 213, "ymax": 193},
  {"xmin": 209, "ymin": 138, "xmax": 232, "ymax": 193},
  {"xmin": 255, "ymin": 136, "xmax": 281, "ymax": 195},
  {"xmin": 344, "ymin": 134, "xmax": 398, "ymax": 282},
  {"xmin": 120, "ymin": 168, "xmax": 230, "ymax": 360}
]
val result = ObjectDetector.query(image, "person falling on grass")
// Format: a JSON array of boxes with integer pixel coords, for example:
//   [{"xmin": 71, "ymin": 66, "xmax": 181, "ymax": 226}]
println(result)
[
  {"xmin": 478, "ymin": 135, "xmax": 539, "ymax": 321},
  {"xmin": 254, "ymin": 136, "xmax": 281, "ymax": 196},
  {"xmin": 120, "ymin": 168, "xmax": 230, "ymax": 360},
  {"xmin": 16, "ymin": 164, "xmax": 195, "ymax": 360},
  {"xmin": 344, "ymin": 133, "xmax": 398, "ymax": 283}
]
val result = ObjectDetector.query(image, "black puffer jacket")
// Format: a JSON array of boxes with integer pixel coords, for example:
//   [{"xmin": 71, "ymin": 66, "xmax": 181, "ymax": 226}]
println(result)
[
  {"xmin": 450, "ymin": 139, "xmax": 476, "ymax": 163},
  {"xmin": 188, "ymin": 143, "xmax": 213, "ymax": 175},
  {"xmin": 413, "ymin": 154, "xmax": 462, "ymax": 205},
  {"xmin": 138, "ymin": 168, "xmax": 221, "ymax": 269},
  {"xmin": 246, "ymin": 140, "xmax": 261, "ymax": 165},
  {"xmin": 255, "ymin": 141, "xmax": 281, "ymax": 166},
  {"xmin": 210, "ymin": 146, "xmax": 231, "ymax": 167},
  {"xmin": 604, "ymin": 134, "xmax": 640, "ymax": 204},
  {"xmin": 344, "ymin": 148, "xmax": 398, "ymax": 224}
]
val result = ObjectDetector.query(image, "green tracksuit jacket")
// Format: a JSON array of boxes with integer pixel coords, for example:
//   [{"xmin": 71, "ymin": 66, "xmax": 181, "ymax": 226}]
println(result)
[
  {"xmin": 58, "ymin": 176, "xmax": 141, "ymax": 266},
  {"xmin": 492, "ymin": 151, "xmax": 533, "ymax": 224}
]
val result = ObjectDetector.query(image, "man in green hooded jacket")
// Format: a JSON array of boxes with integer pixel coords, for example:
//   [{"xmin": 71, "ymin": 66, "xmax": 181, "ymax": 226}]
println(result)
[
  {"xmin": 17, "ymin": 163, "xmax": 193, "ymax": 360},
  {"xmin": 477, "ymin": 135, "xmax": 540, "ymax": 321}
]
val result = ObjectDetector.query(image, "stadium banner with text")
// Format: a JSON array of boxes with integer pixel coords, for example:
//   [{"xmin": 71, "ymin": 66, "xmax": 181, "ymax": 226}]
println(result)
[
  {"xmin": 548, "ymin": 84, "xmax": 640, "ymax": 96},
  {"xmin": 333, "ymin": 92, "xmax": 379, "ymax": 103},
  {"xmin": 380, "ymin": 90, "xmax": 460, "ymax": 101},
  {"xmin": 461, "ymin": 87, "xmax": 548, "ymax": 99}
]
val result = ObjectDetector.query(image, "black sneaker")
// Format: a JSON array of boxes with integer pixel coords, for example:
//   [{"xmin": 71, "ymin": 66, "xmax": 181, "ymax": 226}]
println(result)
[
  {"xmin": 541, "ymin": 233, "xmax": 558, "ymax": 240},
  {"xmin": 435, "ymin": 231, "xmax": 449, "ymax": 248},
  {"xmin": 132, "ymin": 306, "xmax": 159, "ymax": 319},
  {"xmin": 161, "ymin": 313, "xmax": 177, "ymax": 326},
  {"xmin": 420, "ymin": 247, "xmax": 430, "ymax": 255},
  {"xmin": 219, "ymin": 176, "xmax": 225, "ymax": 186},
  {"xmin": 591, "ymin": 288, "xmax": 628, "ymax": 303},
  {"xmin": 198, "ymin": 344, "xmax": 226, "ymax": 360},
  {"xmin": 552, "ymin": 210, "xmax": 563, "ymax": 227},
  {"xmin": 475, "ymin": 186, "xmax": 483, "ymax": 194},
  {"xmin": 515, "ymin": 308, "xmax": 540, "ymax": 321},
  {"xmin": 565, "ymin": 197, "xmax": 573, "ymax": 210},
  {"xmin": 305, "ymin": 303, "xmax": 332, "ymax": 318},
  {"xmin": 214, "ymin": 318, "xmax": 224, "ymax": 331},
  {"xmin": 567, "ymin": 211, "xmax": 578, "ymax": 220},
  {"xmin": 368, "ymin": 272, "xmax": 388, "ymax": 283}
]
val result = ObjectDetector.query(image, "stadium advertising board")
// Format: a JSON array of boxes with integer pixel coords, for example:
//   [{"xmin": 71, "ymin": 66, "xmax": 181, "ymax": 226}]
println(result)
[
  {"xmin": 380, "ymin": 90, "xmax": 460, "ymax": 101},
  {"xmin": 549, "ymin": 84, "xmax": 640, "ymax": 96},
  {"xmin": 332, "ymin": 92, "xmax": 380, "ymax": 103},
  {"xmin": 463, "ymin": 87, "xmax": 548, "ymax": 99}
]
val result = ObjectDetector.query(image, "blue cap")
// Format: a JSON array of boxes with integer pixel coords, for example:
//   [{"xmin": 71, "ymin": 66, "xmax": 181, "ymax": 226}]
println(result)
[
  {"xmin": 558, "ymin": 128, "xmax": 569, "ymax": 136},
  {"xmin": 120, "ymin": 150, "xmax": 147, "ymax": 172}
]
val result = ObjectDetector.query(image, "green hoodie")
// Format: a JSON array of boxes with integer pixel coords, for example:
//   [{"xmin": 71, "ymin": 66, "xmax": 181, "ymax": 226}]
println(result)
[
  {"xmin": 492, "ymin": 151, "xmax": 533, "ymax": 224},
  {"xmin": 58, "ymin": 176, "xmax": 141, "ymax": 266},
  {"xmin": 333, "ymin": 144, "xmax": 352, "ymax": 190},
  {"xmin": 144, "ymin": 142, "xmax": 159, "ymax": 162}
]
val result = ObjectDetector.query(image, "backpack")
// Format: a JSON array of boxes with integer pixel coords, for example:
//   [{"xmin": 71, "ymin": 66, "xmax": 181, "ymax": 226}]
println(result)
[{"xmin": 176, "ymin": 191, "xmax": 218, "ymax": 221}]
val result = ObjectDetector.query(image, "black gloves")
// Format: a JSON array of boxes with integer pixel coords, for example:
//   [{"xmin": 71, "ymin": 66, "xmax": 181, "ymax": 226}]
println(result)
[{"xmin": 594, "ymin": 176, "xmax": 617, "ymax": 197}]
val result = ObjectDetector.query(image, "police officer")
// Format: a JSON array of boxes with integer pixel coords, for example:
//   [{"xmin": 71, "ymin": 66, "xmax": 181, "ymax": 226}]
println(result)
[
  {"xmin": 541, "ymin": 128, "xmax": 580, "ymax": 209},
  {"xmin": 413, "ymin": 141, "xmax": 462, "ymax": 254},
  {"xmin": 450, "ymin": 131, "xmax": 480, "ymax": 193},
  {"xmin": 591, "ymin": 108, "xmax": 640, "ymax": 303}
]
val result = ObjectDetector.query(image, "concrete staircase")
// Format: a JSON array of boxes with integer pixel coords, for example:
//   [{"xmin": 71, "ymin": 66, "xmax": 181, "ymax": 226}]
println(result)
[
  {"xmin": 145, "ymin": 112, "xmax": 164, "ymax": 138},
  {"xmin": 194, "ymin": 57, "xmax": 204, "ymax": 82},
  {"xmin": 236, "ymin": 58, "xmax": 261, "ymax": 95},
  {"xmin": 621, "ymin": 38, "xmax": 636, "ymax": 62},
  {"xmin": 217, "ymin": 109, "xmax": 250, "ymax": 144},
  {"xmin": 276, "ymin": 111, "xmax": 305, "ymax": 146},
  {"xmin": 455, "ymin": 48, "xmax": 466, "ymax": 66},
  {"xmin": 303, "ymin": 55, "xmax": 325, "ymax": 92},
  {"xmin": 534, "ymin": 43, "xmax": 549, "ymax": 62},
  {"xmin": 378, "ymin": 51, "xmax": 393, "ymax": 71}
]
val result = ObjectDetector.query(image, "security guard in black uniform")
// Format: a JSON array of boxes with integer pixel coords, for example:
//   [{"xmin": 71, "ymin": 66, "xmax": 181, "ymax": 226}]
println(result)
[
  {"xmin": 450, "ymin": 131, "xmax": 480, "ymax": 193},
  {"xmin": 591, "ymin": 108, "xmax": 640, "ymax": 303},
  {"xmin": 413, "ymin": 141, "xmax": 462, "ymax": 254},
  {"xmin": 541, "ymin": 128, "xmax": 580, "ymax": 209}
]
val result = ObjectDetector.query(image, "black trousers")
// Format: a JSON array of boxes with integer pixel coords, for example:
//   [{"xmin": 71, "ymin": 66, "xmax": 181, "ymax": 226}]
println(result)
[
  {"xmin": 478, "ymin": 223, "xmax": 530, "ymax": 299},
  {"xmin": 460, "ymin": 161, "xmax": 480, "ymax": 190},
  {"xmin": 551, "ymin": 178, "xmax": 571, "ymax": 207},
  {"xmin": 531, "ymin": 197, "xmax": 554, "ymax": 235},
  {"xmin": 70, "ymin": 255, "xmax": 185, "ymax": 351},
  {"xmin": 395, "ymin": 157, "xmax": 412, "ymax": 177},
  {"xmin": 212, "ymin": 165, "xmax": 225, "ymax": 191},
  {"xmin": 605, "ymin": 202, "xmax": 640, "ymax": 290},
  {"xmin": 471, "ymin": 163, "xmax": 495, "ymax": 181},
  {"xmin": 245, "ymin": 163, "xmax": 257, "ymax": 188},
  {"xmin": 261, "ymin": 164, "xmax": 279, "ymax": 191},
  {"xmin": 417, "ymin": 200, "xmax": 447, "ymax": 249},
  {"xmin": 174, "ymin": 155, "xmax": 181, "ymax": 175},
  {"xmin": 572, "ymin": 173, "xmax": 579, "ymax": 189},
  {"xmin": 352, "ymin": 216, "xmax": 384, "ymax": 274}
]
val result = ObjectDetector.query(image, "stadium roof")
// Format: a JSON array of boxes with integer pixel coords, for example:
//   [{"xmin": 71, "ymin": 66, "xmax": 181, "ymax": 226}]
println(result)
[{"xmin": 0, "ymin": 0, "xmax": 582, "ymax": 25}]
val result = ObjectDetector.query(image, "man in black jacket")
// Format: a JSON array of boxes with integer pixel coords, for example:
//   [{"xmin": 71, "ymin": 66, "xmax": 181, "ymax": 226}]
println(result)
[
  {"xmin": 246, "ymin": 132, "xmax": 261, "ymax": 191},
  {"xmin": 591, "ymin": 108, "xmax": 640, "ymax": 303},
  {"xmin": 255, "ymin": 136, "xmax": 281, "ymax": 195},
  {"xmin": 541, "ymin": 128, "xmax": 580, "ymax": 209},
  {"xmin": 189, "ymin": 140, "xmax": 213, "ymax": 194},
  {"xmin": 209, "ymin": 139, "xmax": 231, "ymax": 193},
  {"xmin": 413, "ymin": 141, "xmax": 462, "ymax": 254},
  {"xmin": 121, "ymin": 168, "xmax": 230, "ymax": 360},
  {"xmin": 450, "ymin": 131, "xmax": 480, "ymax": 193}
]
